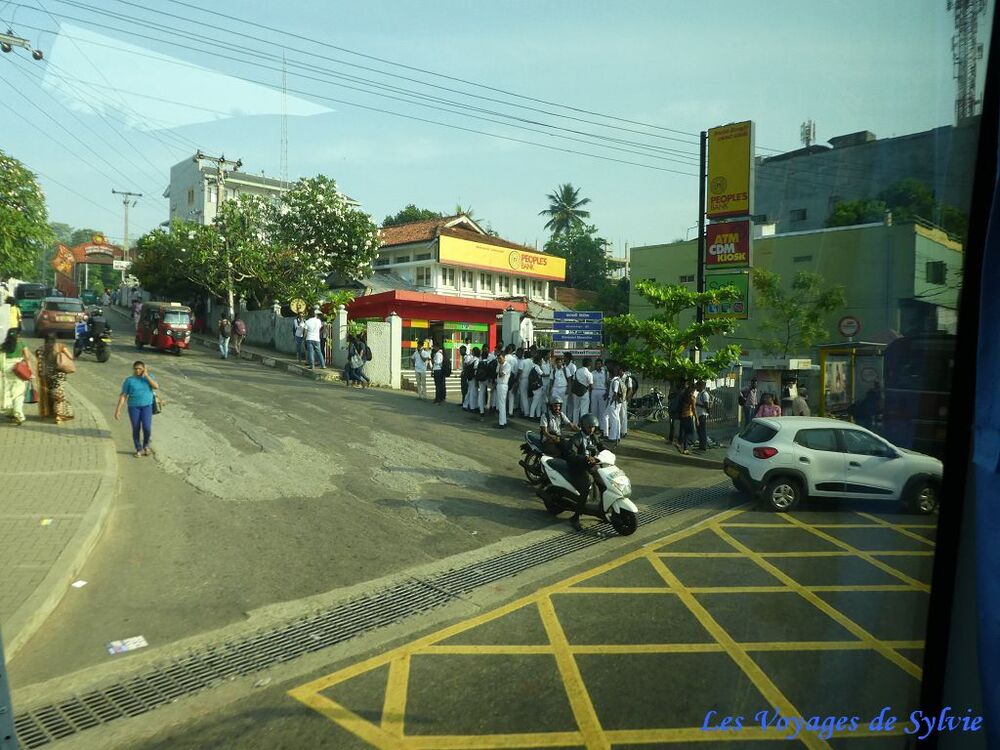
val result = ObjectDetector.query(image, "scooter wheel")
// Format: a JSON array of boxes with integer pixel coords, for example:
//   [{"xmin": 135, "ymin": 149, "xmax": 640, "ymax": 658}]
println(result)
[
  {"xmin": 609, "ymin": 509, "xmax": 638, "ymax": 536},
  {"xmin": 523, "ymin": 453, "xmax": 545, "ymax": 485}
]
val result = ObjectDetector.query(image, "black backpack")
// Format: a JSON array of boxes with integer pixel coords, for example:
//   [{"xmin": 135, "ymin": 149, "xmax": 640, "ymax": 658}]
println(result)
[
  {"xmin": 668, "ymin": 389, "xmax": 685, "ymax": 418},
  {"xmin": 528, "ymin": 367, "xmax": 543, "ymax": 394},
  {"xmin": 363, "ymin": 344, "xmax": 373, "ymax": 361},
  {"xmin": 488, "ymin": 357, "xmax": 499, "ymax": 380},
  {"xmin": 462, "ymin": 359, "xmax": 476, "ymax": 379},
  {"xmin": 571, "ymin": 373, "xmax": 588, "ymax": 397},
  {"xmin": 475, "ymin": 359, "xmax": 491, "ymax": 382},
  {"xmin": 440, "ymin": 354, "xmax": 452, "ymax": 378}
]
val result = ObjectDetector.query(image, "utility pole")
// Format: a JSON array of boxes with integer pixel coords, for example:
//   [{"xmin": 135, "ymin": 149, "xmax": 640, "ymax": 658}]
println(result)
[
  {"xmin": 112, "ymin": 190, "xmax": 142, "ymax": 284},
  {"xmin": 194, "ymin": 151, "xmax": 243, "ymax": 316}
]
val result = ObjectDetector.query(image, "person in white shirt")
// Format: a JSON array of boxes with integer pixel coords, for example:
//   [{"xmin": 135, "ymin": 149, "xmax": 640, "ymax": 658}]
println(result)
[
  {"xmin": 695, "ymin": 380, "xmax": 712, "ymax": 450},
  {"xmin": 480, "ymin": 347, "xmax": 497, "ymax": 415},
  {"xmin": 572, "ymin": 358, "xmax": 593, "ymax": 423},
  {"xmin": 303, "ymin": 312, "xmax": 325, "ymax": 369},
  {"xmin": 529, "ymin": 353, "xmax": 548, "ymax": 418},
  {"xmin": 431, "ymin": 344, "xmax": 446, "ymax": 404},
  {"xmin": 591, "ymin": 358, "xmax": 607, "ymax": 432},
  {"xmin": 563, "ymin": 352, "xmax": 578, "ymax": 421},
  {"xmin": 292, "ymin": 314, "xmax": 306, "ymax": 362},
  {"xmin": 494, "ymin": 351, "xmax": 512, "ymax": 428},
  {"xmin": 519, "ymin": 349, "xmax": 535, "ymax": 415},
  {"xmin": 605, "ymin": 364, "xmax": 625, "ymax": 442},
  {"xmin": 463, "ymin": 348, "xmax": 481, "ymax": 412},
  {"xmin": 549, "ymin": 353, "xmax": 569, "ymax": 403},
  {"xmin": 412, "ymin": 341, "xmax": 430, "ymax": 399},
  {"xmin": 505, "ymin": 346, "xmax": 520, "ymax": 417}
]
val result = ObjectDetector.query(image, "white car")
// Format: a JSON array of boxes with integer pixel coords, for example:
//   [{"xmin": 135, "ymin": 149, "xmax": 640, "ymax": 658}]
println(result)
[{"xmin": 723, "ymin": 417, "xmax": 942, "ymax": 514}]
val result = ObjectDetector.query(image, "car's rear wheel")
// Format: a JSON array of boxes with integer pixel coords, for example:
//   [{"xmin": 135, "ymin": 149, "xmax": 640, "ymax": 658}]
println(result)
[
  {"xmin": 905, "ymin": 480, "xmax": 939, "ymax": 515},
  {"xmin": 761, "ymin": 476, "xmax": 803, "ymax": 512}
]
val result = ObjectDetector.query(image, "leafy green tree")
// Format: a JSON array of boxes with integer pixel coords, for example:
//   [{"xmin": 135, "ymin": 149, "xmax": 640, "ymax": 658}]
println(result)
[
  {"xmin": 382, "ymin": 204, "xmax": 443, "ymax": 228},
  {"xmin": 133, "ymin": 220, "xmax": 216, "ymax": 301},
  {"xmin": 878, "ymin": 179, "xmax": 935, "ymax": 222},
  {"xmin": 543, "ymin": 224, "xmax": 610, "ymax": 291},
  {"xmin": 539, "ymin": 183, "xmax": 591, "ymax": 235},
  {"xmin": 751, "ymin": 268, "xmax": 847, "ymax": 358},
  {"xmin": 593, "ymin": 277, "xmax": 630, "ymax": 316},
  {"xmin": 68, "ymin": 228, "xmax": 106, "ymax": 247},
  {"xmin": 826, "ymin": 178, "xmax": 968, "ymax": 241},
  {"xmin": 604, "ymin": 279, "xmax": 742, "ymax": 383},
  {"xmin": 0, "ymin": 149, "xmax": 53, "ymax": 279},
  {"xmin": 826, "ymin": 199, "xmax": 886, "ymax": 228},
  {"xmin": 49, "ymin": 222, "xmax": 73, "ymax": 246}
]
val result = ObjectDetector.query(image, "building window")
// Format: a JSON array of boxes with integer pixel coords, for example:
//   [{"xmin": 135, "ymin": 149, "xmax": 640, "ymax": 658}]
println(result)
[
  {"xmin": 679, "ymin": 274, "xmax": 695, "ymax": 283},
  {"xmin": 415, "ymin": 253, "xmax": 432, "ymax": 261},
  {"xmin": 498, "ymin": 276, "xmax": 511, "ymax": 293},
  {"xmin": 479, "ymin": 273, "xmax": 492, "ymax": 289},
  {"xmin": 461, "ymin": 270, "xmax": 474, "ymax": 288},
  {"xmin": 415, "ymin": 267, "xmax": 431, "ymax": 286},
  {"xmin": 926, "ymin": 261, "xmax": 947, "ymax": 284},
  {"xmin": 208, "ymin": 186, "xmax": 218, "ymax": 204},
  {"xmin": 442, "ymin": 268, "xmax": 456, "ymax": 287},
  {"xmin": 225, "ymin": 187, "xmax": 237, "ymax": 200},
  {"xmin": 394, "ymin": 255, "xmax": 410, "ymax": 264},
  {"xmin": 374, "ymin": 257, "xmax": 390, "ymax": 267},
  {"xmin": 187, "ymin": 188, "xmax": 194, "ymax": 206},
  {"xmin": 793, "ymin": 255, "xmax": 813, "ymax": 263},
  {"xmin": 531, "ymin": 280, "xmax": 544, "ymax": 296},
  {"xmin": 514, "ymin": 278, "xmax": 527, "ymax": 295},
  {"xmin": 790, "ymin": 208, "xmax": 808, "ymax": 222}
]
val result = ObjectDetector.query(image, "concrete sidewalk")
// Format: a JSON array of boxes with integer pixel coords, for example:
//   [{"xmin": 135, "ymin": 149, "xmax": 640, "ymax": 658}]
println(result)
[{"xmin": 0, "ymin": 380, "xmax": 118, "ymax": 659}]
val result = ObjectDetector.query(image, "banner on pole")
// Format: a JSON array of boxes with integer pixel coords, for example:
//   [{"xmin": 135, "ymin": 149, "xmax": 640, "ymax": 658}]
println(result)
[
  {"xmin": 705, "ymin": 271, "xmax": 750, "ymax": 320},
  {"xmin": 707, "ymin": 121, "xmax": 755, "ymax": 220},
  {"xmin": 706, "ymin": 219, "xmax": 752, "ymax": 268}
]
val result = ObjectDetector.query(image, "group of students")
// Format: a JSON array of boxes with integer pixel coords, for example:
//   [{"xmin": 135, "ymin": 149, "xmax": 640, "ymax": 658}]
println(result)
[{"xmin": 411, "ymin": 341, "xmax": 638, "ymax": 442}]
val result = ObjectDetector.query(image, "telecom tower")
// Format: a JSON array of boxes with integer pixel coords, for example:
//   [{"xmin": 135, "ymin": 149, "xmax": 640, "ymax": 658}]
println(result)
[
  {"xmin": 948, "ymin": 0, "xmax": 987, "ymax": 122},
  {"xmin": 280, "ymin": 51, "xmax": 289, "ymax": 186}
]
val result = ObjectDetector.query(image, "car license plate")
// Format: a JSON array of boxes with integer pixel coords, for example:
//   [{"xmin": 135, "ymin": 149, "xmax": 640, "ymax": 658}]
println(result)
[
  {"xmin": 58, "ymin": 315, "xmax": 73, "ymax": 322},
  {"xmin": 724, "ymin": 465, "xmax": 740, "ymax": 479}
]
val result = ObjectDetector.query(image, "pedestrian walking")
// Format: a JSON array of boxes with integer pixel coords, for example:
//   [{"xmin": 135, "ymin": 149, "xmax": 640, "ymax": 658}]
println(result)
[
  {"xmin": 412, "ymin": 340, "xmax": 430, "ymax": 399},
  {"xmin": 667, "ymin": 379, "xmax": 688, "ymax": 444},
  {"xmin": 36, "ymin": 333, "xmax": 74, "ymax": 424},
  {"xmin": 114, "ymin": 361, "xmax": 159, "ymax": 458},
  {"xmin": 591, "ymin": 358, "xmax": 608, "ymax": 435},
  {"xmin": 343, "ymin": 334, "xmax": 360, "ymax": 384},
  {"xmin": 218, "ymin": 315, "xmax": 233, "ymax": 359},
  {"xmin": 353, "ymin": 333, "xmax": 372, "ymax": 387},
  {"xmin": 6, "ymin": 296, "xmax": 21, "ymax": 338},
  {"xmin": 695, "ymin": 380, "xmax": 712, "ymax": 451},
  {"xmin": 739, "ymin": 378, "xmax": 761, "ymax": 426},
  {"xmin": 463, "ymin": 347, "xmax": 481, "ymax": 411},
  {"xmin": 457, "ymin": 345, "xmax": 469, "ymax": 404},
  {"xmin": 756, "ymin": 393, "xmax": 783, "ymax": 418},
  {"xmin": 231, "ymin": 315, "xmax": 247, "ymax": 358},
  {"xmin": 605, "ymin": 365, "xmax": 625, "ymax": 443},
  {"xmin": 1, "ymin": 330, "xmax": 33, "ymax": 426},
  {"xmin": 131, "ymin": 299, "xmax": 142, "ymax": 329},
  {"xmin": 571, "ymin": 358, "xmax": 593, "ymax": 423},
  {"xmin": 621, "ymin": 367, "xmax": 638, "ymax": 438},
  {"xmin": 505, "ymin": 345, "xmax": 520, "ymax": 417},
  {"xmin": 677, "ymin": 381, "xmax": 697, "ymax": 455},
  {"xmin": 562, "ymin": 352, "xmax": 577, "ymax": 422},
  {"xmin": 518, "ymin": 348, "xmax": 534, "ymax": 416},
  {"xmin": 431, "ymin": 343, "xmax": 447, "ymax": 403},
  {"xmin": 303, "ymin": 311, "xmax": 326, "ymax": 370},
  {"xmin": 790, "ymin": 387, "xmax": 811, "ymax": 416},
  {"xmin": 528, "ymin": 352, "xmax": 548, "ymax": 418},
  {"xmin": 494, "ymin": 351, "xmax": 512, "ymax": 429},
  {"xmin": 292, "ymin": 313, "xmax": 306, "ymax": 361}
]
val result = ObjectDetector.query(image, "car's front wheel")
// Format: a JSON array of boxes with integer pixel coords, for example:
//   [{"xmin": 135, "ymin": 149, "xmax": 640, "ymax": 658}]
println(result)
[
  {"xmin": 905, "ymin": 479, "xmax": 939, "ymax": 515},
  {"xmin": 761, "ymin": 476, "xmax": 803, "ymax": 512}
]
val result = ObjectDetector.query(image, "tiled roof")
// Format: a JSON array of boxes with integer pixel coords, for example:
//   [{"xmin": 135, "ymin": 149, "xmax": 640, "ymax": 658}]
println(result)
[{"xmin": 378, "ymin": 215, "xmax": 466, "ymax": 247}]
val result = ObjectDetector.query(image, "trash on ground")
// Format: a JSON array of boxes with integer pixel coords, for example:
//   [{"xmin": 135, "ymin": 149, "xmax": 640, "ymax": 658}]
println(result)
[
  {"xmin": 71, "ymin": 580, "xmax": 87, "ymax": 588},
  {"xmin": 107, "ymin": 635, "xmax": 149, "ymax": 655},
  {"xmin": 40, "ymin": 518, "xmax": 52, "ymax": 526}
]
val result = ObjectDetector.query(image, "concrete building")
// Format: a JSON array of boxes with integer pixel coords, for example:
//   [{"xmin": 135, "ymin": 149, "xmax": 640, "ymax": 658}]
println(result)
[
  {"xmin": 754, "ymin": 120, "xmax": 979, "ymax": 234},
  {"xmin": 163, "ymin": 154, "xmax": 356, "ymax": 225},
  {"xmin": 341, "ymin": 215, "xmax": 569, "ymax": 364},
  {"xmin": 629, "ymin": 221, "xmax": 963, "ymax": 364}
]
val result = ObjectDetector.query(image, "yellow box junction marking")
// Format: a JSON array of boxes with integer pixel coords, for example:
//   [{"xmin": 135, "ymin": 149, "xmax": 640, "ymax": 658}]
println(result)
[{"xmin": 290, "ymin": 505, "xmax": 933, "ymax": 748}]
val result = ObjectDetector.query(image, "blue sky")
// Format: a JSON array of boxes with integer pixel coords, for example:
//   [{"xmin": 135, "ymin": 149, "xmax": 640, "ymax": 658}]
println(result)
[{"xmin": 0, "ymin": 0, "xmax": 992, "ymax": 255}]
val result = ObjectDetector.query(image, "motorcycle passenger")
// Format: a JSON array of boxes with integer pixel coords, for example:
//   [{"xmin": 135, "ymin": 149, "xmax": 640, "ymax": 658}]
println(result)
[
  {"xmin": 87, "ymin": 308, "xmax": 109, "ymax": 341},
  {"xmin": 566, "ymin": 413, "xmax": 602, "ymax": 530},
  {"xmin": 539, "ymin": 396, "xmax": 577, "ymax": 457}
]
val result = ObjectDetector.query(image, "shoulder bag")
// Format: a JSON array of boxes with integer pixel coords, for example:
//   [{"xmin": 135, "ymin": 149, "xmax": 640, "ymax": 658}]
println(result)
[
  {"xmin": 13, "ymin": 359, "xmax": 33, "ymax": 381},
  {"xmin": 55, "ymin": 348, "xmax": 76, "ymax": 374},
  {"xmin": 152, "ymin": 394, "xmax": 164, "ymax": 414}
]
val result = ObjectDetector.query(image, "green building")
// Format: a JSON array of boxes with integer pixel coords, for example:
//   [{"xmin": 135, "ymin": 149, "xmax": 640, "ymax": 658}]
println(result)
[{"xmin": 629, "ymin": 221, "xmax": 962, "ymax": 365}]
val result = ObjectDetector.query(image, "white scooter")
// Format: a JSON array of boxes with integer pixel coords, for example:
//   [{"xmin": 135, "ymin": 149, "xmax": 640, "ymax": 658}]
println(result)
[{"xmin": 536, "ymin": 448, "xmax": 640, "ymax": 536}]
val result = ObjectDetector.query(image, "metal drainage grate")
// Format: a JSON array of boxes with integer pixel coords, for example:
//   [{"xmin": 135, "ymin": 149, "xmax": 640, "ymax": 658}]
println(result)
[{"xmin": 14, "ymin": 482, "xmax": 733, "ymax": 748}]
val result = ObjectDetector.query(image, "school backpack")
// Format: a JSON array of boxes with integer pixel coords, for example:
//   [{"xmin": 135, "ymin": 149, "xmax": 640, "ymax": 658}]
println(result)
[
  {"xmin": 233, "ymin": 319, "xmax": 247, "ymax": 337},
  {"xmin": 462, "ymin": 359, "xmax": 477, "ymax": 380},
  {"xmin": 528, "ymin": 367, "xmax": 543, "ymax": 395},
  {"xmin": 475, "ymin": 359, "xmax": 491, "ymax": 382},
  {"xmin": 441, "ymin": 354, "xmax": 452, "ymax": 378},
  {"xmin": 363, "ymin": 343, "xmax": 373, "ymax": 361},
  {"xmin": 571, "ymin": 373, "xmax": 588, "ymax": 397},
  {"xmin": 488, "ymin": 357, "xmax": 499, "ymax": 380},
  {"xmin": 667, "ymin": 388, "xmax": 685, "ymax": 418}
]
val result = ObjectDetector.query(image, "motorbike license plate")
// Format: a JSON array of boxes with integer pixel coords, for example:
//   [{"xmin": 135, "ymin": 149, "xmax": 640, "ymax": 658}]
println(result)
[{"xmin": 724, "ymin": 465, "xmax": 740, "ymax": 479}]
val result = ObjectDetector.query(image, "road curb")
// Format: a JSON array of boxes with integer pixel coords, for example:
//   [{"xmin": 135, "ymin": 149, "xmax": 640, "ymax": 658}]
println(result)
[
  {"xmin": 189, "ymin": 333, "xmax": 341, "ymax": 383},
  {"xmin": 4, "ymin": 381, "xmax": 119, "ymax": 660}
]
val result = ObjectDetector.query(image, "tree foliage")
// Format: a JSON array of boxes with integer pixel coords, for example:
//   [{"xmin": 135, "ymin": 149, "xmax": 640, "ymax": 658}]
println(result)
[
  {"xmin": 543, "ymin": 224, "xmax": 610, "ymax": 291},
  {"xmin": 826, "ymin": 178, "xmax": 968, "ymax": 242},
  {"xmin": 539, "ymin": 183, "xmax": 591, "ymax": 235},
  {"xmin": 382, "ymin": 204, "xmax": 443, "ymax": 227},
  {"xmin": 603, "ymin": 279, "xmax": 742, "ymax": 382},
  {"xmin": 751, "ymin": 268, "xmax": 847, "ymax": 358},
  {"xmin": 0, "ymin": 149, "xmax": 53, "ymax": 279}
]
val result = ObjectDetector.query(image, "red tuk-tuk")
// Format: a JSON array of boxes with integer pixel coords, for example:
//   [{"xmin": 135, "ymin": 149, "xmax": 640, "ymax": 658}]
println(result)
[{"xmin": 135, "ymin": 302, "xmax": 193, "ymax": 355}]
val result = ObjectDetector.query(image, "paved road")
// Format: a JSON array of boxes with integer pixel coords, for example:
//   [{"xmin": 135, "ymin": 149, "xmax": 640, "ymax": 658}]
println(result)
[{"xmin": 8, "ymin": 316, "xmax": 717, "ymax": 690}]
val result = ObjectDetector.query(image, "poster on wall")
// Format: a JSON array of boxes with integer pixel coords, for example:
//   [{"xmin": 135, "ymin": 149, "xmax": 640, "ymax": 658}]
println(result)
[{"xmin": 825, "ymin": 360, "xmax": 849, "ymax": 410}]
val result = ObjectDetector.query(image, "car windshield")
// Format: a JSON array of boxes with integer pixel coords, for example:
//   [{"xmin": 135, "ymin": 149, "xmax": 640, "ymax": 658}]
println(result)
[
  {"xmin": 44, "ymin": 301, "xmax": 84, "ymax": 312},
  {"xmin": 164, "ymin": 311, "xmax": 190, "ymax": 325},
  {"xmin": 16, "ymin": 285, "xmax": 46, "ymax": 299}
]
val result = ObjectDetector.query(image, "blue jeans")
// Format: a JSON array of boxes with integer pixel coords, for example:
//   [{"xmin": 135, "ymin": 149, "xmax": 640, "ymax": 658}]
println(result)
[
  {"xmin": 680, "ymin": 415, "xmax": 696, "ymax": 451},
  {"xmin": 306, "ymin": 340, "xmax": 325, "ymax": 368},
  {"xmin": 294, "ymin": 336, "xmax": 304, "ymax": 360},
  {"xmin": 128, "ymin": 404, "xmax": 153, "ymax": 452},
  {"xmin": 219, "ymin": 335, "xmax": 230, "ymax": 358}
]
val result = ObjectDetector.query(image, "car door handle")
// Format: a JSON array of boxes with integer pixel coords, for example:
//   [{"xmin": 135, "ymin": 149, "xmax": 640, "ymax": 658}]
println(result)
[
  {"xmin": 799, "ymin": 457, "xmax": 810, "ymax": 463},
  {"xmin": 849, "ymin": 461, "xmax": 861, "ymax": 467}
]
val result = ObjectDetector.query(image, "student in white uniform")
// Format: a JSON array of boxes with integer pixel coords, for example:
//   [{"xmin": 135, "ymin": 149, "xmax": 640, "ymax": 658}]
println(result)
[
  {"xmin": 590, "ymin": 358, "xmax": 607, "ymax": 433},
  {"xmin": 549, "ymin": 353, "xmax": 569, "ymax": 403},
  {"xmin": 529, "ymin": 353, "xmax": 548, "ymax": 418},
  {"xmin": 563, "ymin": 352, "xmax": 578, "ymax": 421},
  {"xmin": 463, "ymin": 347, "xmax": 481, "ymax": 411},
  {"xmin": 572, "ymin": 358, "xmax": 593, "ymax": 423},
  {"xmin": 479, "ymin": 347, "xmax": 497, "ymax": 415},
  {"xmin": 412, "ymin": 341, "xmax": 430, "ymax": 399},
  {"xmin": 605, "ymin": 363, "xmax": 625, "ymax": 442},
  {"xmin": 494, "ymin": 351, "xmax": 512, "ymax": 428},
  {"xmin": 519, "ymin": 349, "xmax": 535, "ymax": 415},
  {"xmin": 540, "ymin": 351, "xmax": 552, "ymax": 406},
  {"xmin": 505, "ymin": 346, "xmax": 520, "ymax": 417}
]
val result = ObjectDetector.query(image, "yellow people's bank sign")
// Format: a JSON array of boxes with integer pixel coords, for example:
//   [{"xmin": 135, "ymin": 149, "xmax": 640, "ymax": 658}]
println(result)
[
  {"xmin": 707, "ymin": 121, "xmax": 755, "ymax": 220},
  {"xmin": 438, "ymin": 235, "xmax": 566, "ymax": 281}
]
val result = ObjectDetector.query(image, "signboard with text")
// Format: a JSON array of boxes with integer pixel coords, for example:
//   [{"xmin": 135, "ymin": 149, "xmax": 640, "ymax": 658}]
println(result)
[
  {"xmin": 439, "ymin": 235, "xmax": 566, "ymax": 281},
  {"xmin": 707, "ymin": 121, "xmax": 755, "ymax": 220},
  {"xmin": 704, "ymin": 271, "xmax": 750, "ymax": 320},
  {"xmin": 553, "ymin": 310, "xmax": 602, "ymax": 346},
  {"xmin": 706, "ymin": 219, "xmax": 752, "ymax": 268}
]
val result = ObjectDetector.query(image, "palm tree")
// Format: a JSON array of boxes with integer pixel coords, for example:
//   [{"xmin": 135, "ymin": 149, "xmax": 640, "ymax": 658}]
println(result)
[{"xmin": 539, "ymin": 183, "xmax": 591, "ymax": 234}]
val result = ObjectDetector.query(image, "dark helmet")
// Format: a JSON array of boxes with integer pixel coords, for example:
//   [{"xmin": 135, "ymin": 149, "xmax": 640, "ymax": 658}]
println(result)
[
  {"xmin": 580, "ymin": 414, "xmax": 599, "ymax": 432},
  {"xmin": 91, "ymin": 308, "xmax": 103, "ymax": 317},
  {"xmin": 548, "ymin": 396, "xmax": 564, "ymax": 408}
]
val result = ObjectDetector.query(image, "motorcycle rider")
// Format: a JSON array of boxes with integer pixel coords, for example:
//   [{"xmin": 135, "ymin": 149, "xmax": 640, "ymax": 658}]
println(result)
[
  {"xmin": 566, "ymin": 413, "xmax": 602, "ymax": 530},
  {"xmin": 539, "ymin": 396, "xmax": 577, "ymax": 456},
  {"xmin": 76, "ymin": 307, "xmax": 108, "ymax": 355}
]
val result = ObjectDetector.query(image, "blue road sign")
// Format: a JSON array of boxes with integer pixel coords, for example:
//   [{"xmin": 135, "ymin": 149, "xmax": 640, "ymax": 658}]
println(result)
[
  {"xmin": 554, "ymin": 310, "xmax": 603, "ymax": 321},
  {"xmin": 553, "ymin": 333, "xmax": 604, "ymax": 343},
  {"xmin": 553, "ymin": 321, "xmax": 603, "ymax": 332}
]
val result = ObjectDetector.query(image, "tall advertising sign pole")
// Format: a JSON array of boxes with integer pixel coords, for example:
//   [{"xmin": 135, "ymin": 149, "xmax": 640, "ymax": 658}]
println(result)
[{"xmin": 696, "ymin": 131, "xmax": 707, "ymax": 326}]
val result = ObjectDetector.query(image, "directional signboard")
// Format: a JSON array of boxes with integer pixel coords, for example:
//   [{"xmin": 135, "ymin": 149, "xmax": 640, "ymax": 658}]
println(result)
[
  {"xmin": 554, "ymin": 310, "xmax": 603, "ymax": 347},
  {"xmin": 553, "ymin": 332, "xmax": 603, "ymax": 342}
]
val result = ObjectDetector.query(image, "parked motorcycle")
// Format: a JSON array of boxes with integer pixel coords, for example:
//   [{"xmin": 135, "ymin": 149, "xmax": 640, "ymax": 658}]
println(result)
[
  {"xmin": 628, "ymin": 386, "xmax": 667, "ymax": 422},
  {"xmin": 519, "ymin": 431, "xmax": 574, "ymax": 485},
  {"xmin": 74, "ymin": 326, "xmax": 112, "ymax": 362},
  {"xmin": 535, "ymin": 447, "xmax": 639, "ymax": 536}
]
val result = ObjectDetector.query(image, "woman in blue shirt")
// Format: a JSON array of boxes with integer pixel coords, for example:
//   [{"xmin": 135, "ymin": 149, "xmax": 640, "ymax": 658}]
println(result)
[{"xmin": 114, "ymin": 361, "xmax": 159, "ymax": 457}]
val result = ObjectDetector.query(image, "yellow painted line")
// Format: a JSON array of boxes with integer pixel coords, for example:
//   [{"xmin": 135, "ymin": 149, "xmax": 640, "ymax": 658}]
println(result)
[
  {"xmin": 420, "ymin": 645, "xmax": 553, "ymax": 655},
  {"xmin": 686, "ymin": 584, "xmax": 920, "ymax": 594},
  {"xmin": 381, "ymin": 655, "xmax": 410, "ymax": 737},
  {"xmin": 644, "ymin": 552, "xmax": 832, "ymax": 750},
  {"xmin": 558, "ymin": 587, "xmax": 675, "ymax": 594},
  {"xmin": 421, "ymin": 640, "xmax": 924, "ymax": 657},
  {"xmin": 777, "ymin": 514, "xmax": 931, "ymax": 592},
  {"xmin": 852, "ymin": 511, "xmax": 938, "ymax": 546},
  {"xmin": 569, "ymin": 643, "xmax": 725, "ymax": 655},
  {"xmin": 405, "ymin": 732, "xmax": 583, "ymax": 749},
  {"xmin": 286, "ymin": 690, "xmax": 408, "ymax": 750},
  {"xmin": 867, "ymin": 551, "xmax": 935, "ymax": 556},
  {"xmin": 711, "ymin": 525, "xmax": 923, "ymax": 680},
  {"xmin": 721, "ymin": 523, "xmax": 882, "ymax": 528},
  {"xmin": 537, "ymin": 596, "xmax": 610, "ymax": 750},
  {"xmin": 744, "ymin": 640, "xmax": 924, "ymax": 652},
  {"xmin": 656, "ymin": 552, "xmax": 748, "ymax": 558}
]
